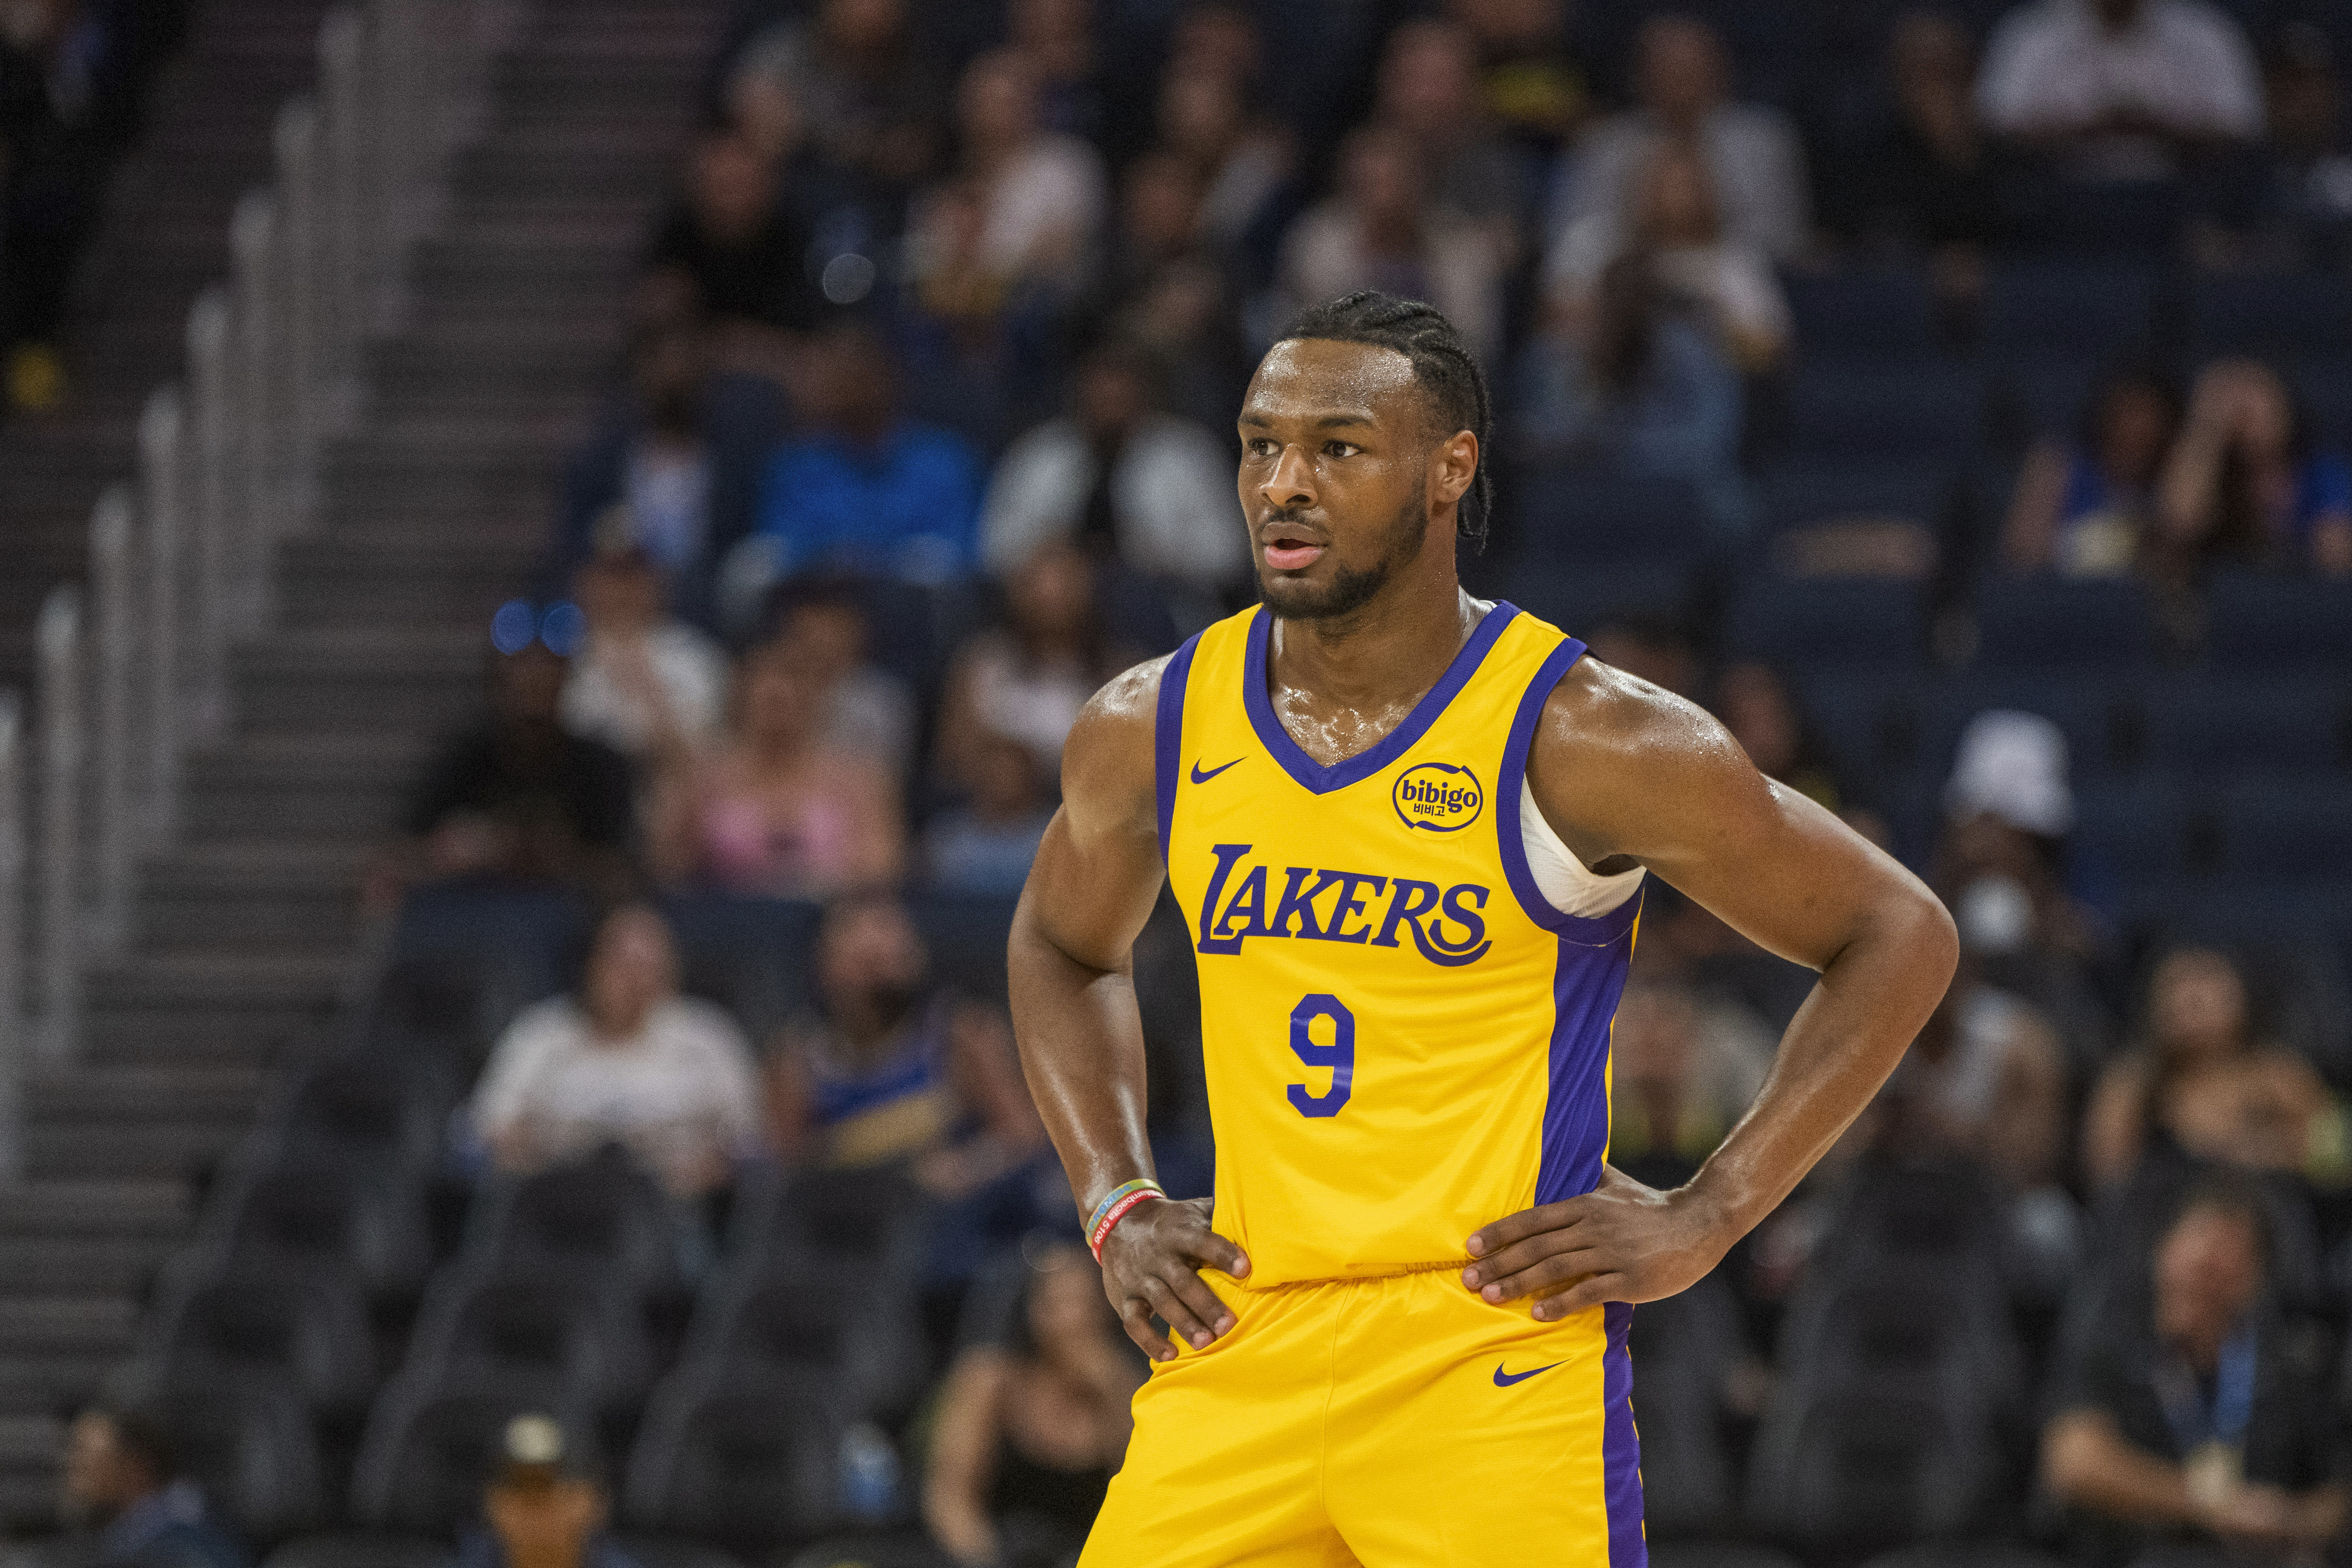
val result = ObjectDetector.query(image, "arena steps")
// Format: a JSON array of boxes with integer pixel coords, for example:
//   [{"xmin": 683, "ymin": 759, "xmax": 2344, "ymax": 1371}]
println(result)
[
  {"xmin": 179, "ymin": 734, "xmax": 426, "ymax": 844},
  {"xmin": 79, "ymin": 952, "xmax": 346, "ymax": 1066},
  {"xmin": 136, "ymin": 843, "xmax": 372, "ymax": 954},
  {"xmin": 0, "ymin": 0, "xmax": 722, "ymax": 1522},
  {"xmin": 0, "ymin": 0, "xmax": 332, "ymax": 685},
  {"xmin": 276, "ymin": 532, "xmax": 544, "ymax": 632}
]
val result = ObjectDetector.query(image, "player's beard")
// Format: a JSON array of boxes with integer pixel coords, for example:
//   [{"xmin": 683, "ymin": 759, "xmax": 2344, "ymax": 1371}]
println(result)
[{"xmin": 1258, "ymin": 492, "xmax": 1428, "ymax": 623}]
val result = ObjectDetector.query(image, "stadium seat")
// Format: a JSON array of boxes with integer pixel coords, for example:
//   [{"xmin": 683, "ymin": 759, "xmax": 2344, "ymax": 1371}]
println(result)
[
  {"xmin": 401, "ymin": 1264, "xmax": 656, "ymax": 1423},
  {"xmin": 366, "ymin": 950, "xmax": 557, "ymax": 1081},
  {"xmin": 1647, "ymin": 1547, "xmax": 1806, "ymax": 1568},
  {"xmin": 907, "ymin": 890, "xmax": 1021, "ymax": 1004},
  {"xmin": 1745, "ymin": 1372, "xmax": 2009, "ymax": 1552},
  {"xmin": 1970, "ymin": 578, "xmax": 2158, "ymax": 669},
  {"xmin": 1508, "ymin": 469, "xmax": 1716, "ymax": 565},
  {"xmin": 1625, "ymin": 1273, "xmax": 1744, "ymax": 1538},
  {"xmin": 2204, "ymin": 573, "xmax": 2352, "ymax": 670},
  {"xmin": 1997, "ymin": 355, "xmax": 2100, "ymax": 441},
  {"xmin": 140, "ymin": 1377, "xmax": 329, "ymax": 1547},
  {"xmin": 1781, "ymin": 1278, "xmax": 2018, "ymax": 1400},
  {"xmin": 1784, "ymin": 268, "xmax": 1938, "ymax": 363},
  {"xmin": 2189, "ymin": 270, "xmax": 2352, "ymax": 361},
  {"xmin": 614, "ymin": 1537, "xmax": 751, "ymax": 1568},
  {"xmin": 726, "ymin": 1165, "xmax": 927, "ymax": 1284},
  {"xmin": 780, "ymin": 1538, "xmax": 948, "ymax": 1568},
  {"xmin": 676, "ymin": 1264, "xmax": 928, "ymax": 1424},
  {"xmin": 1726, "ymin": 580, "xmax": 1927, "ymax": 667},
  {"xmin": 265, "ymin": 1054, "xmax": 455, "ymax": 1181},
  {"xmin": 197, "ymin": 1157, "xmax": 435, "ymax": 1309},
  {"xmin": 2140, "ymin": 677, "xmax": 2352, "ymax": 774},
  {"xmin": 1782, "ymin": 365, "xmax": 1982, "ymax": 462},
  {"xmin": 1801, "ymin": 1161, "xmax": 2015, "ymax": 1284},
  {"xmin": 351, "ymin": 1373, "xmax": 598, "ymax": 1534},
  {"xmin": 1789, "ymin": 671, "xmax": 1923, "ymax": 797},
  {"xmin": 1858, "ymin": 1544, "xmax": 2074, "ymax": 1568},
  {"xmin": 262, "ymin": 1534, "xmax": 451, "ymax": 1568},
  {"xmin": 1983, "ymin": 259, "xmax": 2160, "ymax": 361},
  {"xmin": 1918, "ymin": 673, "xmax": 2124, "ymax": 784},
  {"xmin": 387, "ymin": 886, "xmax": 588, "ymax": 996},
  {"xmin": 1497, "ymin": 562, "xmax": 1694, "ymax": 640},
  {"xmin": 622, "ymin": 1369, "xmax": 850, "ymax": 1557},
  {"xmin": 2219, "ymin": 778, "xmax": 2352, "ymax": 884},
  {"xmin": 132, "ymin": 1260, "xmax": 378, "ymax": 1428},
  {"xmin": 2072, "ymin": 779, "xmax": 2199, "ymax": 893},
  {"xmin": 458, "ymin": 1152, "xmax": 688, "ymax": 1305},
  {"xmin": 659, "ymin": 895, "xmax": 821, "ymax": 1042},
  {"xmin": 1756, "ymin": 463, "xmax": 1954, "ymax": 539}
]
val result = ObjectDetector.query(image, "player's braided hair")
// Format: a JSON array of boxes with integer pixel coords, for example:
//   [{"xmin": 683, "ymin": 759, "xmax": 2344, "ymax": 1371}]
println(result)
[{"xmin": 1277, "ymin": 290, "xmax": 1496, "ymax": 551}]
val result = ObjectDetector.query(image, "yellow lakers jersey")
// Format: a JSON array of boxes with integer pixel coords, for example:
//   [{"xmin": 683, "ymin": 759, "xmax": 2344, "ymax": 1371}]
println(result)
[{"xmin": 1156, "ymin": 601, "xmax": 1641, "ymax": 1288}]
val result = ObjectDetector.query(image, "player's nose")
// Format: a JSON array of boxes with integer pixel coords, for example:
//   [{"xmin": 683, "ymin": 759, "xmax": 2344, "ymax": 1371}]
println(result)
[{"xmin": 1259, "ymin": 443, "xmax": 1316, "ymax": 509}]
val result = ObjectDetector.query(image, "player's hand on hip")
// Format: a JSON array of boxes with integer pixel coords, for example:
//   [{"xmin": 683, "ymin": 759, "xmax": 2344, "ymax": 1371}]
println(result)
[
  {"xmin": 1460, "ymin": 1164, "xmax": 1729, "ymax": 1320},
  {"xmin": 1099, "ymin": 1196, "xmax": 1251, "ymax": 1362}
]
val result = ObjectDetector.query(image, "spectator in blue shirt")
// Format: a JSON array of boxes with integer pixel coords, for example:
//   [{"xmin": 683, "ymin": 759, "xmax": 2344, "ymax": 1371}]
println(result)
[
  {"xmin": 748, "ymin": 324, "xmax": 986, "ymax": 587},
  {"xmin": 57, "ymin": 1407, "xmax": 248, "ymax": 1568}
]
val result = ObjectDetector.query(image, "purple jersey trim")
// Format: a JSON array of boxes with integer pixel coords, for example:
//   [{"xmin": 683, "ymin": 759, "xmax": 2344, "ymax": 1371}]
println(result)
[
  {"xmin": 1242, "ymin": 601, "xmax": 1520, "ymax": 795},
  {"xmin": 1153, "ymin": 634, "xmax": 1203, "ymax": 869}
]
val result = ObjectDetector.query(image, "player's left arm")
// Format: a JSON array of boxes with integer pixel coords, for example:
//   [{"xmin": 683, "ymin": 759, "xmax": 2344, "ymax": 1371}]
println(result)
[{"xmin": 1462, "ymin": 660, "xmax": 1958, "ymax": 1318}]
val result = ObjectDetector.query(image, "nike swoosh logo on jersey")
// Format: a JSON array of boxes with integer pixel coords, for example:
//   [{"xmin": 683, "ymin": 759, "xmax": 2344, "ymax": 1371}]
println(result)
[
  {"xmin": 1492, "ymin": 1360, "xmax": 1565, "ymax": 1387},
  {"xmin": 1190, "ymin": 757, "xmax": 1244, "ymax": 784}
]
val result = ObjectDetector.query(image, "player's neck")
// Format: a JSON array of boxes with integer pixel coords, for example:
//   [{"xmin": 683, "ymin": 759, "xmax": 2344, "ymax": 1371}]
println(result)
[{"xmin": 1269, "ymin": 563, "xmax": 1479, "ymax": 719}]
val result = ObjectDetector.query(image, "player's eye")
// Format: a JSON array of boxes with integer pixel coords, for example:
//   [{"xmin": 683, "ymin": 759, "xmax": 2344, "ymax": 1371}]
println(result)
[
  {"xmin": 1323, "ymin": 441, "xmax": 1359, "ymax": 458},
  {"xmin": 1245, "ymin": 437, "xmax": 1278, "ymax": 458}
]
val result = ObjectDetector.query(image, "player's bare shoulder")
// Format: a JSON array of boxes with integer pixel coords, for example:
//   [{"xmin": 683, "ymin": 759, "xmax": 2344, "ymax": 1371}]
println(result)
[
  {"xmin": 1059, "ymin": 654, "xmax": 1172, "ymax": 836},
  {"xmin": 1525, "ymin": 654, "xmax": 1764, "ymax": 865}
]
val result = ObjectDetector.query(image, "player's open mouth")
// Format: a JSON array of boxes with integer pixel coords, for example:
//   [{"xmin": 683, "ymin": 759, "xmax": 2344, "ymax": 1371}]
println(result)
[{"xmin": 1264, "ymin": 537, "xmax": 1324, "ymax": 571}]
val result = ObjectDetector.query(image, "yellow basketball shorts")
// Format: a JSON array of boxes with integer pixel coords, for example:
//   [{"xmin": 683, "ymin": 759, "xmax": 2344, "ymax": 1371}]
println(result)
[{"xmin": 1080, "ymin": 1266, "xmax": 1646, "ymax": 1566}]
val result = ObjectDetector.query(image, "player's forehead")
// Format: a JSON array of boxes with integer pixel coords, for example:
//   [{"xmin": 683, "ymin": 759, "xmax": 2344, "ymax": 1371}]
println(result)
[{"xmin": 1239, "ymin": 337, "xmax": 1421, "ymax": 434}]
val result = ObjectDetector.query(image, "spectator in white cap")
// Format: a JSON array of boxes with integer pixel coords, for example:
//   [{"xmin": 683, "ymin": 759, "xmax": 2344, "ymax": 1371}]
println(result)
[
  {"xmin": 1944, "ymin": 708, "xmax": 2076, "ymax": 840},
  {"xmin": 1931, "ymin": 710, "xmax": 2114, "ymax": 1082}
]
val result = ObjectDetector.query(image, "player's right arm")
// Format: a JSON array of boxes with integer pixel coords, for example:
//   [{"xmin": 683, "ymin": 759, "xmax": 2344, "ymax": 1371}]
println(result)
[{"xmin": 1008, "ymin": 658, "xmax": 1252, "ymax": 1362}]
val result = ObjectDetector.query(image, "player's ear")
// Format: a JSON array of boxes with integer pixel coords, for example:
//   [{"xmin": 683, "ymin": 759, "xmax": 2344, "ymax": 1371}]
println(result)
[{"xmin": 1430, "ymin": 430, "xmax": 1478, "ymax": 507}]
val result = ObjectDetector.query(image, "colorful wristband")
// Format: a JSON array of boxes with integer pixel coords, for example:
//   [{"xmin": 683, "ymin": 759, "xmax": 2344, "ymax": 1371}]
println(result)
[{"xmin": 1087, "ymin": 1179, "xmax": 1166, "ymax": 1261}]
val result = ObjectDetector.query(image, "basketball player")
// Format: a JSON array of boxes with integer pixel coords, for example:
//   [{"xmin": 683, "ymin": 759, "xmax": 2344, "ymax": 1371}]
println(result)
[{"xmin": 1007, "ymin": 292, "xmax": 1958, "ymax": 1564}]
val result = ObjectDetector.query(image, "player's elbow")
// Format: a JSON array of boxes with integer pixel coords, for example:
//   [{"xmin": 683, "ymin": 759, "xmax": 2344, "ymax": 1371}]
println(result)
[{"xmin": 1895, "ymin": 882, "xmax": 1961, "ymax": 990}]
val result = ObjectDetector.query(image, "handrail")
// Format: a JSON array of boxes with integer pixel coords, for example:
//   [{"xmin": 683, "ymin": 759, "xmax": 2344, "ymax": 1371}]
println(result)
[
  {"xmin": 0, "ymin": 0, "xmax": 499, "ymax": 1153},
  {"xmin": 88, "ymin": 486, "xmax": 136, "ymax": 949},
  {"xmin": 35, "ymin": 587, "xmax": 82, "ymax": 1060},
  {"xmin": 0, "ymin": 691, "xmax": 22, "ymax": 1179}
]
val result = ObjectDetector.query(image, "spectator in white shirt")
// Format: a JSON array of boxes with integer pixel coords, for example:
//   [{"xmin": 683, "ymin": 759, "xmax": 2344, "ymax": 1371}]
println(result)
[
  {"xmin": 907, "ymin": 48, "xmax": 1107, "ymax": 293},
  {"xmin": 1976, "ymin": 0, "xmax": 2263, "ymax": 182},
  {"xmin": 1544, "ymin": 134, "xmax": 1792, "ymax": 372},
  {"xmin": 1275, "ymin": 124, "xmax": 1507, "ymax": 366},
  {"xmin": 559, "ymin": 542, "xmax": 728, "ymax": 767},
  {"xmin": 979, "ymin": 340, "xmax": 1247, "ymax": 597},
  {"xmin": 470, "ymin": 904, "xmax": 765, "ymax": 1198},
  {"xmin": 1551, "ymin": 14, "xmax": 1812, "ymax": 265}
]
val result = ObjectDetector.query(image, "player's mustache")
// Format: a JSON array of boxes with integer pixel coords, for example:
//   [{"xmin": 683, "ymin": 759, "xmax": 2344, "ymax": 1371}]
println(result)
[{"xmin": 1257, "ymin": 509, "xmax": 1325, "ymax": 537}]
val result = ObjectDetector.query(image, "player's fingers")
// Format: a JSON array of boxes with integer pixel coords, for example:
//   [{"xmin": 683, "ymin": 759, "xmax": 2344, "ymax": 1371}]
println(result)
[
  {"xmin": 1464, "ymin": 1200, "xmax": 1579, "ymax": 1260},
  {"xmin": 1138, "ymin": 1271, "xmax": 1217, "ymax": 1352},
  {"xmin": 1532, "ymin": 1273, "xmax": 1629, "ymax": 1320},
  {"xmin": 1161, "ymin": 1264, "xmax": 1238, "ymax": 1340},
  {"xmin": 1473, "ymin": 1246, "xmax": 1604, "ymax": 1304},
  {"xmin": 1461, "ymin": 1227, "xmax": 1586, "ymax": 1294},
  {"xmin": 1185, "ymin": 1226, "xmax": 1252, "ymax": 1282},
  {"xmin": 1118, "ymin": 1294, "xmax": 1177, "ymax": 1362}
]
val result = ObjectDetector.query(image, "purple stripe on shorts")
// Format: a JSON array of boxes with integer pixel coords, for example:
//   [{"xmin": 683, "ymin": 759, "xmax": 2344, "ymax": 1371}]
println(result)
[{"xmin": 1603, "ymin": 1300, "xmax": 1647, "ymax": 1568}]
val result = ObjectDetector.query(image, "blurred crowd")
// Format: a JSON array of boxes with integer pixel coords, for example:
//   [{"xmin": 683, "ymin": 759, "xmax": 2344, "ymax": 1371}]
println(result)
[
  {"xmin": 0, "ymin": 0, "xmax": 186, "ymax": 412},
  {"xmin": 29, "ymin": 0, "xmax": 2352, "ymax": 1566}
]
